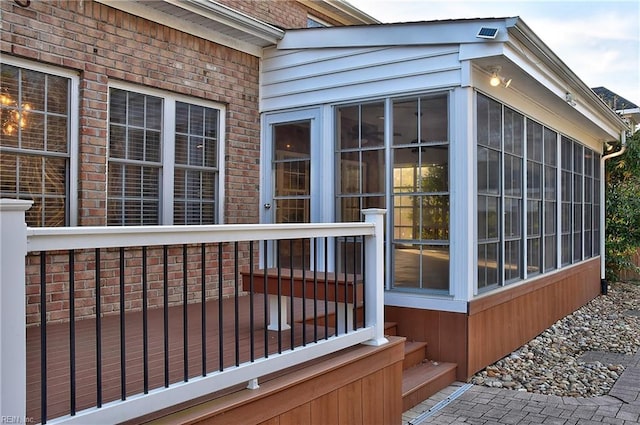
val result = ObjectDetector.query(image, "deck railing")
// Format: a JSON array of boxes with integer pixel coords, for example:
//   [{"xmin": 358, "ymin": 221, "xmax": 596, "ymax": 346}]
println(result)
[{"xmin": 0, "ymin": 199, "xmax": 387, "ymax": 424}]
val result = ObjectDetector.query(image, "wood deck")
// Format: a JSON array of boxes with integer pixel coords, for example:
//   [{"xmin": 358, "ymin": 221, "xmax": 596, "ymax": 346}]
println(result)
[{"xmin": 26, "ymin": 294, "xmax": 338, "ymax": 424}]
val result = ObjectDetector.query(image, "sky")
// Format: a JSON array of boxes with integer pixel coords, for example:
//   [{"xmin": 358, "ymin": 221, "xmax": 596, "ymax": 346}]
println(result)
[{"xmin": 347, "ymin": 0, "xmax": 640, "ymax": 107}]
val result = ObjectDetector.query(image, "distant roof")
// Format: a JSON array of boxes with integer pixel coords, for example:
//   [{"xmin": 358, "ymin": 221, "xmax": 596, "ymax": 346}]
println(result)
[{"xmin": 592, "ymin": 87, "xmax": 638, "ymax": 110}]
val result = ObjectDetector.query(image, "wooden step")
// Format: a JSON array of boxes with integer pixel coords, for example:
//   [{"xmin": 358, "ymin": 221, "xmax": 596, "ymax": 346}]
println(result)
[
  {"xmin": 302, "ymin": 304, "xmax": 363, "ymax": 328},
  {"xmin": 402, "ymin": 361, "xmax": 457, "ymax": 412},
  {"xmin": 384, "ymin": 321, "xmax": 398, "ymax": 336},
  {"xmin": 403, "ymin": 341, "xmax": 428, "ymax": 370}
]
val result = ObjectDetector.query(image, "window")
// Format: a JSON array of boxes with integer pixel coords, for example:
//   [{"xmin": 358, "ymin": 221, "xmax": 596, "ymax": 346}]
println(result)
[
  {"xmin": 560, "ymin": 136, "xmax": 572, "ymax": 266},
  {"xmin": 583, "ymin": 148, "xmax": 593, "ymax": 257},
  {"xmin": 336, "ymin": 102, "xmax": 386, "ymax": 223},
  {"xmin": 477, "ymin": 94, "xmax": 501, "ymax": 290},
  {"xmin": 107, "ymin": 85, "xmax": 223, "ymax": 225},
  {"xmin": 543, "ymin": 127, "xmax": 558, "ymax": 271},
  {"xmin": 503, "ymin": 107, "xmax": 524, "ymax": 283},
  {"xmin": 174, "ymin": 102, "xmax": 219, "ymax": 225},
  {"xmin": 0, "ymin": 60, "xmax": 77, "ymax": 226},
  {"xmin": 476, "ymin": 96, "xmax": 525, "ymax": 288},
  {"xmin": 335, "ymin": 102, "xmax": 386, "ymax": 276},
  {"xmin": 335, "ymin": 93, "xmax": 450, "ymax": 292},
  {"xmin": 527, "ymin": 120, "xmax": 543, "ymax": 275},
  {"xmin": 477, "ymin": 92, "xmax": 598, "ymax": 292},
  {"xmin": 391, "ymin": 94, "xmax": 450, "ymax": 292},
  {"xmin": 572, "ymin": 142, "xmax": 583, "ymax": 262},
  {"xmin": 527, "ymin": 121, "xmax": 559, "ymax": 275},
  {"xmin": 592, "ymin": 153, "xmax": 601, "ymax": 256}
]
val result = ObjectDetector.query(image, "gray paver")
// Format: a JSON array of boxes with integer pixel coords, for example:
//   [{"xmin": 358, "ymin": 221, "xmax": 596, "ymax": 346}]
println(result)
[{"xmin": 403, "ymin": 350, "xmax": 639, "ymax": 425}]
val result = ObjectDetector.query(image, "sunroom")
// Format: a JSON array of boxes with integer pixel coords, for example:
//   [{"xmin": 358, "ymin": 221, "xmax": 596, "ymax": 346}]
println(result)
[{"xmin": 259, "ymin": 17, "xmax": 628, "ymax": 378}]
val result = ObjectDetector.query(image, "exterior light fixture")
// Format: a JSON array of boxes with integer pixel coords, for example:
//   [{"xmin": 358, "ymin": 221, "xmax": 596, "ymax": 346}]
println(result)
[
  {"xmin": 565, "ymin": 92, "xmax": 577, "ymax": 106},
  {"xmin": 488, "ymin": 66, "xmax": 512, "ymax": 88}
]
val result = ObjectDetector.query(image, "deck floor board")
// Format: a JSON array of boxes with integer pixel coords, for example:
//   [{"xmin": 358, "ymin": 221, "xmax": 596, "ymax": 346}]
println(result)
[{"xmin": 26, "ymin": 295, "xmax": 338, "ymax": 423}]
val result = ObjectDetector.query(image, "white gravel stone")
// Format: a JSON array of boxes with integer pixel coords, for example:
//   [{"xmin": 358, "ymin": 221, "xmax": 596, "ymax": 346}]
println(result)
[{"xmin": 470, "ymin": 282, "xmax": 640, "ymax": 397}]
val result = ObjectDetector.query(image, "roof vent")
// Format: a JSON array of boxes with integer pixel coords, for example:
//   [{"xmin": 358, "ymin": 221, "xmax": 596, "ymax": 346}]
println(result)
[{"xmin": 477, "ymin": 27, "xmax": 499, "ymax": 39}]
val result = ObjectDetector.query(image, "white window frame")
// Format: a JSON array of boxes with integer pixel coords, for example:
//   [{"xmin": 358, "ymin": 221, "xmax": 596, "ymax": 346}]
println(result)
[
  {"xmin": 107, "ymin": 81, "xmax": 226, "ymax": 225},
  {"xmin": 0, "ymin": 56, "xmax": 79, "ymax": 226}
]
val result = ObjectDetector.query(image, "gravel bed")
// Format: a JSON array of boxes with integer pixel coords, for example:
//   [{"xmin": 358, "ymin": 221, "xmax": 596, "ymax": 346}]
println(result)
[{"xmin": 470, "ymin": 281, "xmax": 640, "ymax": 397}]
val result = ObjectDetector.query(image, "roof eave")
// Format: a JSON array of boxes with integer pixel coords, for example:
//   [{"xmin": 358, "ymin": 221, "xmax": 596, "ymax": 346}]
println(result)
[
  {"xmin": 176, "ymin": 0, "xmax": 284, "ymax": 42},
  {"xmin": 299, "ymin": 0, "xmax": 380, "ymax": 25},
  {"xmin": 95, "ymin": 0, "xmax": 284, "ymax": 56},
  {"xmin": 506, "ymin": 18, "xmax": 628, "ymax": 132}
]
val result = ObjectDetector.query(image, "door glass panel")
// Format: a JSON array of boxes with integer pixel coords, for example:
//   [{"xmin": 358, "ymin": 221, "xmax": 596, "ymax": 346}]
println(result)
[{"xmin": 272, "ymin": 121, "xmax": 311, "ymax": 268}]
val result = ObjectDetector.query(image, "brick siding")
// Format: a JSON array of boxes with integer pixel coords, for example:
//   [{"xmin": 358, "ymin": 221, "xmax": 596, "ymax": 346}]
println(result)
[
  {"xmin": 1, "ymin": 0, "xmax": 263, "ymax": 227},
  {"xmin": 0, "ymin": 0, "xmax": 317, "ymax": 324}
]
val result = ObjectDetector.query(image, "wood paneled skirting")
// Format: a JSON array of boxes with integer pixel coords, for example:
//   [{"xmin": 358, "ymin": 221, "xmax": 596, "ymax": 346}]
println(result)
[
  {"xmin": 385, "ymin": 258, "xmax": 601, "ymax": 381},
  {"xmin": 467, "ymin": 258, "xmax": 601, "ymax": 377},
  {"xmin": 146, "ymin": 337, "xmax": 405, "ymax": 425},
  {"xmin": 385, "ymin": 307, "xmax": 468, "ymax": 380}
]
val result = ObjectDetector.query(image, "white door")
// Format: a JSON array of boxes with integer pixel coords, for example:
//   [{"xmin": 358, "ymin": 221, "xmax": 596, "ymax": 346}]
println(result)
[{"xmin": 262, "ymin": 109, "xmax": 322, "ymax": 269}]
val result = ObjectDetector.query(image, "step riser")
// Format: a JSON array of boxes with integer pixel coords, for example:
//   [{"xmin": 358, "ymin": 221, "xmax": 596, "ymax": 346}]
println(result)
[
  {"xmin": 402, "ymin": 365, "xmax": 457, "ymax": 412},
  {"xmin": 403, "ymin": 342, "xmax": 428, "ymax": 370}
]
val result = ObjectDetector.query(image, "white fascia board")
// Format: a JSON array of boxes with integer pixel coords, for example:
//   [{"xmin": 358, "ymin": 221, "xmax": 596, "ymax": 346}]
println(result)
[
  {"xmin": 460, "ymin": 34, "xmax": 625, "ymax": 141},
  {"xmin": 94, "ymin": 0, "xmax": 283, "ymax": 57},
  {"xmin": 299, "ymin": 0, "xmax": 380, "ymax": 25},
  {"xmin": 171, "ymin": 0, "xmax": 284, "ymax": 41},
  {"xmin": 277, "ymin": 19, "xmax": 509, "ymax": 50},
  {"xmin": 501, "ymin": 45, "xmax": 623, "ymax": 141}
]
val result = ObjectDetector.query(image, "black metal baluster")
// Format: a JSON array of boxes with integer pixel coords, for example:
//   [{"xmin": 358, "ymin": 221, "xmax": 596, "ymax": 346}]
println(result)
[
  {"xmin": 218, "ymin": 243, "xmax": 224, "ymax": 371},
  {"xmin": 360, "ymin": 236, "xmax": 369, "ymax": 327},
  {"xmin": 313, "ymin": 238, "xmax": 318, "ymax": 343},
  {"xmin": 95, "ymin": 249, "xmax": 102, "ymax": 407},
  {"xmin": 119, "ymin": 247, "xmax": 126, "ymax": 399},
  {"xmin": 40, "ymin": 252, "xmax": 47, "ymax": 424},
  {"xmin": 334, "ymin": 239, "xmax": 339, "ymax": 336},
  {"xmin": 263, "ymin": 240, "xmax": 269, "ymax": 359},
  {"xmin": 163, "ymin": 245, "xmax": 169, "ymax": 388},
  {"xmin": 183, "ymin": 245, "xmax": 189, "ymax": 382},
  {"xmin": 234, "ymin": 242, "xmax": 240, "ymax": 367},
  {"xmin": 69, "ymin": 250, "xmax": 76, "ymax": 415},
  {"xmin": 277, "ymin": 240, "xmax": 282, "ymax": 353},
  {"xmin": 301, "ymin": 239, "xmax": 307, "ymax": 346},
  {"xmin": 343, "ymin": 237, "xmax": 349, "ymax": 334},
  {"xmin": 249, "ymin": 241, "xmax": 255, "ymax": 362},
  {"xmin": 201, "ymin": 243, "xmax": 207, "ymax": 376},
  {"xmin": 142, "ymin": 246, "xmax": 148, "ymax": 393},
  {"xmin": 289, "ymin": 239, "xmax": 294, "ymax": 350},
  {"xmin": 324, "ymin": 237, "xmax": 329, "ymax": 340},
  {"xmin": 352, "ymin": 237, "xmax": 357, "ymax": 330}
]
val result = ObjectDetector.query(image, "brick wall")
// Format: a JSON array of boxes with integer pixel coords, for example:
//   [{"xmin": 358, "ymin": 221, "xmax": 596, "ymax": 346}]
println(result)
[
  {"xmin": 1, "ymin": 0, "xmax": 262, "ymax": 226},
  {"xmin": 0, "ymin": 0, "xmax": 282, "ymax": 323}
]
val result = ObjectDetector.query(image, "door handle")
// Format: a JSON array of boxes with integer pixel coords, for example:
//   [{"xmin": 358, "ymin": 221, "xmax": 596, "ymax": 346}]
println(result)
[{"xmin": 264, "ymin": 203, "xmax": 271, "ymax": 209}]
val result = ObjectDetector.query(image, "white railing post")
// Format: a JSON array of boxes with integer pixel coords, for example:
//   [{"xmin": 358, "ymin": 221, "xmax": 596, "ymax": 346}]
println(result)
[
  {"xmin": 361, "ymin": 208, "xmax": 388, "ymax": 346},
  {"xmin": 0, "ymin": 199, "xmax": 32, "ymax": 420}
]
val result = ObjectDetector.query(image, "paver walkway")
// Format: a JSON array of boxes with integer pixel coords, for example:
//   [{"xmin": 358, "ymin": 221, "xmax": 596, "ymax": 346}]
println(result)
[{"xmin": 403, "ymin": 350, "xmax": 640, "ymax": 424}]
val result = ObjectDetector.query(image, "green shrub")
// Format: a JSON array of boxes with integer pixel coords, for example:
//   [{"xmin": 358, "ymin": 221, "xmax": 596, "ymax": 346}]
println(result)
[{"xmin": 605, "ymin": 130, "xmax": 640, "ymax": 281}]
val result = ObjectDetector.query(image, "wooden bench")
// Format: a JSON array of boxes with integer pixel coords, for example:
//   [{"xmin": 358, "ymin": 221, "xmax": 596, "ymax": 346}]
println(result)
[{"xmin": 241, "ymin": 268, "xmax": 363, "ymax": 331}]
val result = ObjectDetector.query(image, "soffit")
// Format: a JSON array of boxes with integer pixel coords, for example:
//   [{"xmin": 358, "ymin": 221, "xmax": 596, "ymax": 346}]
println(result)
[
  {"xmin": 95, "ymin": 0, "xmax": 284, "ymax": 57},
  {"xmin": 505, "ymin": 18, "xmax": 627, "ymax": 133},
  {"xmin": 299, "ymin": 0, "xmax": 380, "ymax": 25}
]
